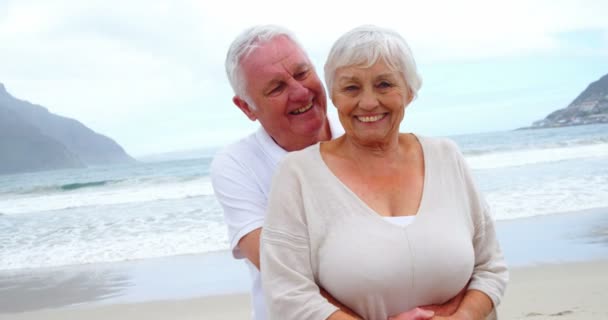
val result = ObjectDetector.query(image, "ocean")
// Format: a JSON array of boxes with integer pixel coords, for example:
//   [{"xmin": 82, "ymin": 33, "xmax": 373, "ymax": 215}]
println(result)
[{"xmin": 1, "ymin": 124, "xmax": 607, "ymax": 272}]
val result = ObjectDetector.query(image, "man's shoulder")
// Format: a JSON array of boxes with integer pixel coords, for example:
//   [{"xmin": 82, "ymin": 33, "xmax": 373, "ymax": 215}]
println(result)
[
  {"xmin": 210, "ymin": 128, "xmax": 286, "ymax": 190},
  {"xmin": 211, "ymin": 131, "xmax": 265, "ymax": 171},
  {"xmin": 214, "ymin": 131, "xmax": 260, "ymax": 159}
]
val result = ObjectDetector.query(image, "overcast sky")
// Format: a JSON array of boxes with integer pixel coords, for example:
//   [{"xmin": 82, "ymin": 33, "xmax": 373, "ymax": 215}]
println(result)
[{"xmin": 1, "ymin": 0, "xmax": 607, "ymax": 157}]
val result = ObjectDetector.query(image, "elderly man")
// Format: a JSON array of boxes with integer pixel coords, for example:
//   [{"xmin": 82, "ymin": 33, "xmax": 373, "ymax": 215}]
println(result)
[
  {"xmin": 211, "ymin": 25, "xmax": 343, "ymax": 320},
  {"xmin": 211, "ymin": 25, "xmax": 463, "ymax": 320}
]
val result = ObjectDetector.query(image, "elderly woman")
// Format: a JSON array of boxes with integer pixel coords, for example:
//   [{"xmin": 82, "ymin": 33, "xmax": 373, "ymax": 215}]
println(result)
[{"xmin": 260, "ymin": 25, "xmax": 508, "ymax": 320}]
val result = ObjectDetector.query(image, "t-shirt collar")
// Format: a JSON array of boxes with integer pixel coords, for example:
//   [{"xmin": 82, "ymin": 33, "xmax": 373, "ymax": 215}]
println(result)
[
  {"xmin": 255, "ymin": 127, "xmax": 287, "ymax": 166},
  {"xmin": 255, "ymin": 114, "xmax": 344, "ymax": 165}
]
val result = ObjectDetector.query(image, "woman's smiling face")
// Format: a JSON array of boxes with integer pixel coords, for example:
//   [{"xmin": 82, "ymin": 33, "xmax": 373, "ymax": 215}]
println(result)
[{"xmin": 331, "ymin": 59, "xmax": 411, "ymax": 147}]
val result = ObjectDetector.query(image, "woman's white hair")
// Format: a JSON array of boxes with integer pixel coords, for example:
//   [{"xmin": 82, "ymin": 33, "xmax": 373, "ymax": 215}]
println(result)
[
  {"xmin": 324, "ymin": 25, "xmax": 422, "ymax": 100},
  {"xmin": 225, "ymin": 25, "xmax": 305, "ymax": 105}
]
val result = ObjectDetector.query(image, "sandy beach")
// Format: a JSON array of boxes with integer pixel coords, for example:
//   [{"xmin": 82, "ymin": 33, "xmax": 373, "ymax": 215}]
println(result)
[
  {"xmin": 498, "ymin": 260, "xmax": 608, "ymax": 320},
  {"xmin": 1, "ymin": 260, "xmax": 606, "ymax": 320},
  {"xmin": 0, "ymin": 293, "xmax": 251, "ymax": 320},
  {"xmin": 1, "ymin": 208, "xmax": 607, "ymax": 319}
]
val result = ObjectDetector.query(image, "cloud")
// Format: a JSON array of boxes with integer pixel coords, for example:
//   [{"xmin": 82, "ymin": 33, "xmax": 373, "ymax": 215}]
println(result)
[{"xmin": 0, "ymin": 0, "xmax": 606, "ymax": 155}]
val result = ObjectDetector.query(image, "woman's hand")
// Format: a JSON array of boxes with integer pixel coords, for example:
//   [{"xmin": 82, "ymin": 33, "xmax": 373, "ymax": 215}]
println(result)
[{"xmin": 388, "ymin": 307, "xmax": 434, "ymax": 320}]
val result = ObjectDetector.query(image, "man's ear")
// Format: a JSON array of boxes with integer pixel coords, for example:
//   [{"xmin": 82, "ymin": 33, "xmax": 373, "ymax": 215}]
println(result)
[{"xmin": 233, "ymin": 96, "xmax": 257, "ymax": 121}]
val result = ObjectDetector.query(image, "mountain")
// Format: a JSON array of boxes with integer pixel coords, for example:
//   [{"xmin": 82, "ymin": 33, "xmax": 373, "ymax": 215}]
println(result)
[
  {"xmin": 528, "ymin": 73, "xmax": 608, "ymax": 128},
  {"xmin": 0, "ymin": 82, "xmax": 135, "ymax": 175}
]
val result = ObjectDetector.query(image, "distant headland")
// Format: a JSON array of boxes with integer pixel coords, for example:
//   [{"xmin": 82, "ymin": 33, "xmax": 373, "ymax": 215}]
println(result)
[
  {"xmin": 0, "ymin": 82, "xmax": 135, "ymax": 175},
  {"xmin": 522, "ymin": 73, "xmax": 608, "ymax": 129}
]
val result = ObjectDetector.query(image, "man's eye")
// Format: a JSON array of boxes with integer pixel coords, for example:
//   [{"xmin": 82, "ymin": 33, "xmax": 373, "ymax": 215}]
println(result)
[
  {"xmin": 269, "ymin": 84, "xmax": 285, "ymax": 95},
  {"xmin": 294, "ymin": 71, "xmax": 308, "ymax": 80}
]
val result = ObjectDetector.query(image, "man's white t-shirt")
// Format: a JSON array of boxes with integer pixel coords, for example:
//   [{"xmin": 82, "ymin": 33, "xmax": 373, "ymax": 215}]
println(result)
[{"xmin": 211, "ymin": 117, "xmax": 343, "ymax": 320}]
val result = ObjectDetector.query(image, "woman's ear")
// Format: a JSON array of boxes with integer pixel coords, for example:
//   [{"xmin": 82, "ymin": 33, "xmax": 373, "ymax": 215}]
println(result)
[{"xmin": 405, "ymin": 87, "xmax": 414, "ymax": 106}]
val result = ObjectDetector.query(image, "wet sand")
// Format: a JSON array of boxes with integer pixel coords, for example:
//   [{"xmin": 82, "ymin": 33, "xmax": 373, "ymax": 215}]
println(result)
[{"xmin": 1, "ymin": 208, "xmax": 606, "ymax": 319}]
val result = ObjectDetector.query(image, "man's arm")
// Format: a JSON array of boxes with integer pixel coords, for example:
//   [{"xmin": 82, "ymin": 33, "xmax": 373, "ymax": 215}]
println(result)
[
  {"xmin": 240, "ymin": 223, "xmax": 466, "ymax": 319},
  {"xmin": 238, "ymin": 228, "xmax": 262, "ymax": 269},
  {"xmin": 389, "ymin": 287, "xmax": 466, "ymax": 320},
  {"xmin": 240, "ymin": 227, "xmax": 363, "ymax": 318},
  {"xmin": 246, "ymin": 227, "xmax": 463, "ymax": 320},
  {"xmin": 327, "ymin": 310, "xmax": 361, "ymax": 320},
  {"xmin": 430, "ymin": 289, "xmax": 493, "ymax": 320},
  {"xmin": 210, "ymin": 151, "xmax": 267, "ymax": 261},
  {"xmin": 321, "ymin": 289, "xmax": 361, "ymax": 318},
  {"xmin": 420, "ymin": 286, "xmax": 466, "ymax": 316}
]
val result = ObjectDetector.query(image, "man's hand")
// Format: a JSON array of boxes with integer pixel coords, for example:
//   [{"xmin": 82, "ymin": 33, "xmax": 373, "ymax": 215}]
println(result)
[
  {"xmin": 388, "ymin": 307, "xmax": 435, "ymax": 320},
  {"xmin": 388, "ymin": 286, "xmax": 467, "ymax": 320},
  {"xmin": 431, "ymin": 290, "xmax": 494, "ymax": 320},
  {"xmin": 419, "ymin": 287, "xmax": 466, "ymax": 316}
]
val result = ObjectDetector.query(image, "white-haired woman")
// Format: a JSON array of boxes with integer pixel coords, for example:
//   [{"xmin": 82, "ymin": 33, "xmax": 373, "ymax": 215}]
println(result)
[{"xmin": 260, "ymin": 25, "xmax": 508, "ymax": 320}]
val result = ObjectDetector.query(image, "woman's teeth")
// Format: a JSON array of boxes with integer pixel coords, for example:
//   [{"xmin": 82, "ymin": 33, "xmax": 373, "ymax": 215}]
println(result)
[{"xmin": 357, "ymin": 114, "xmax": 385, "ymax": 122}]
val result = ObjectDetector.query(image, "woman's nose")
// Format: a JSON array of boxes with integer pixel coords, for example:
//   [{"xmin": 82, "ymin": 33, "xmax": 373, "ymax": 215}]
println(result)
[{"xmin": 359, "ymin": 88, "xmax": 379, "ymax": 110}]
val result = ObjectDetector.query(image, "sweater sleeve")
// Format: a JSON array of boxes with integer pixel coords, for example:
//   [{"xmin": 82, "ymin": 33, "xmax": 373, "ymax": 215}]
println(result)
[
  {"xmin": 453, "ymin": 142, "xmax": 509, "ymax": 308},
  {"xmin": 260, "ymin": 157, "xmax": 339, "ymax": 320},
  {"xmin": 468, "ymin": 198, "xmax": 509, "ymax": 307}
]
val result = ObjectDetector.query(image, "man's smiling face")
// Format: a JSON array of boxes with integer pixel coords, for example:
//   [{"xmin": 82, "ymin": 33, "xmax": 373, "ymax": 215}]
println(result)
[{"xmin": 236, "ymin": 35, "xmax": 328, "ymax": 151}]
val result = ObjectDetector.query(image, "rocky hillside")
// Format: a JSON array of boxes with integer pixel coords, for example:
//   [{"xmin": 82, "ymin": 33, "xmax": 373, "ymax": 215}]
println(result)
[
  {"xmin": 0, "ymin": 83, "xmax": 135, "ymax": 174},
  {"xmin": 529, "ymin": 73, "xmax": 608, "ymax": 128}
]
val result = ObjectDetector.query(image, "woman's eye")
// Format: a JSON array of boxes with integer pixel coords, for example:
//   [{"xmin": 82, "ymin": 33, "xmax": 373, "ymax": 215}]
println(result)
[
  {"xmin": 377, "ymin": 81, "xmax": 392, "ymax": 89},
  {"xmin": 343, "ymin": 85, "xmax": 359, "ymax": 92}
]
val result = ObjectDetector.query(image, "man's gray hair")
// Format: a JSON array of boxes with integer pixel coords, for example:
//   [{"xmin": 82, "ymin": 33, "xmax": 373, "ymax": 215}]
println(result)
[
  {"xmin": 324, "ymin": 25, "xmax": 422, "ymax": 100},
  {"xmin": 225, "ymin": 25, "xmax": 305, "ymax": 104}
]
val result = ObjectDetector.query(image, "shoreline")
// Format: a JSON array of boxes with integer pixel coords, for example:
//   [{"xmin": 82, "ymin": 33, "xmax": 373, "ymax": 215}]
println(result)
[
  {"xmin": 496, "ymin": 206, "xmax": 608, "ymax": 267},
  {"xmin": 1, "ymin": 207, "xmax": 606, "ymax": 318},
  {"xmin": 0, "ymin": 250, "xmax": 250, "ymax": 313}
]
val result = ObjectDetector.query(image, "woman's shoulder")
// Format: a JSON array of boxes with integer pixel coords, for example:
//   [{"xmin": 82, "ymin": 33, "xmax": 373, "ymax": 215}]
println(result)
[
  {"xmin": 283, "ymin": 142, "xmax": 321, "ymax": 163},
  {"xmin": 413, "ymin": 134, "xmax": 462, "ymax": 157},
  {"xmin": 276, "ymin": 143, "xmax": 323, "ymax": 175}
]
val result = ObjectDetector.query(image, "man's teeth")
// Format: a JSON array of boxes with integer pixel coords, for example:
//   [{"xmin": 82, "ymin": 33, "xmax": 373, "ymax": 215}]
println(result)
[
  {"xmin": 357, "ymin": 114, "xmax": 385, "ymax": 122},
  {"xmin": 291, "ymin": 103, "xmax": 313, "ymax": 115}
]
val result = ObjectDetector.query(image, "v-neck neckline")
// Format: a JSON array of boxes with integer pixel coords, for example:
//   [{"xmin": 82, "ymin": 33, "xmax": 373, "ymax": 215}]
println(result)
[{"xmin": 314, "ymin": 134, "xmax": 430, "ymax": 227}]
